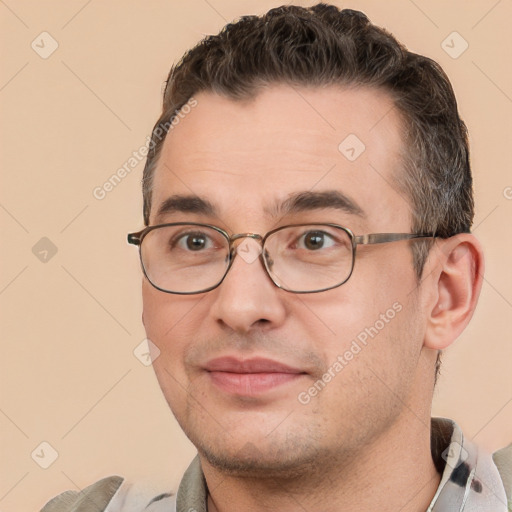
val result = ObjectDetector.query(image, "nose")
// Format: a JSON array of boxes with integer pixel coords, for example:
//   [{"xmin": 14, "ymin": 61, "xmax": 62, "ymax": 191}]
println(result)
[{"xmin": 209, "ymin": 237, "xmax": 287, "ymax": 334}]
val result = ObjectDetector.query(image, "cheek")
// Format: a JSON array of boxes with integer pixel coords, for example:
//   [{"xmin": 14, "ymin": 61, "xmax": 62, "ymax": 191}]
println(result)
[
  {"xmin": 142, "ymin": 283, "xmax": 195, "ymax": 413},
  {"xmin": 142, "ymin": 282, "xmax": 169, "ymax": 347},
  {"xmin": 299, "ymin": 251, "xmax": 418, "ymax": 369},
  {"xmin": 314, "ymin": 295, "xmax": 420, "ymax": 403},
  {"xmin": 142, "ymin": 281, "xmax": 201, "ymax": 345},
  {"xmin": 142, "ymin": 282, "xmax": 194, "ymax": 381}
]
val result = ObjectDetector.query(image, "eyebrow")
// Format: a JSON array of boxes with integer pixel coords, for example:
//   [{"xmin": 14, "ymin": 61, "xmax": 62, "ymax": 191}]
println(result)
[
  {"xmin": 269, "ymin": 190, "xmax": 366, "ymax": 218},
  {"xmin": 154, "ymin": 190, "xmax": 365, "ymax": 223},
  {"xmin": 155, "ymin": 194, "xmax": 216, "ymax": 221}
]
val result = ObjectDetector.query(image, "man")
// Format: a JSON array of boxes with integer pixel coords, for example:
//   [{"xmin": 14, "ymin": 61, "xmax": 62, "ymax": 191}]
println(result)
[{"xmin": 42, "ymin": 3, "xmax": 511, "ymax": 511}]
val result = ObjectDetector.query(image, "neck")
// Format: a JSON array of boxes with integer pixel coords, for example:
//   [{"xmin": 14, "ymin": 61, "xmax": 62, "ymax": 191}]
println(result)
[{"xmin": 202, "ymin": 411, "xmax": 441, "ymax": 512}]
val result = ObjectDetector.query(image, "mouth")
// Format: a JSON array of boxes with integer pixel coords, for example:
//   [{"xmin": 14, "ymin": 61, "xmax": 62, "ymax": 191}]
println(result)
[{"xmin": 203, "ymin": 356, "xmax": 307, "ymax": 396}]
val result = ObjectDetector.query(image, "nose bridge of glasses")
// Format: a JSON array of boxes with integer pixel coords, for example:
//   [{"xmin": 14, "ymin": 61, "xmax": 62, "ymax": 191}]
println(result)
[
  {"xmin": 227, "ymin": 233, "xmax": 268, "ymax": 269},
  {"xmin": 229, "ymin": 232, "xmax": 264, "ymax": 250}
]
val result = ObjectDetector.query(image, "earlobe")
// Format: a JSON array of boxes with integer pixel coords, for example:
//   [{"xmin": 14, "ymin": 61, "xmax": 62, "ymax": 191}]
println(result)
[{"xmin": 424, "ymin": 235, "xmax": 484, "ymax": 350}]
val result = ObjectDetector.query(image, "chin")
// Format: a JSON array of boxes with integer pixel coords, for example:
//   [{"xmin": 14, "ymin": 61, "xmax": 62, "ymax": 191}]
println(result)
[
  {"xmin": 199, "ymin": 443, "xmax": 321, "ymax": 479},
  {"xmin": 189, "ymin": 421, "xmax": 331, "ymax": 479}
]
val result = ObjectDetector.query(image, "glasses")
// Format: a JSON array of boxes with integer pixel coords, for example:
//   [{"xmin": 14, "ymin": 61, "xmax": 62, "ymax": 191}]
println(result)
[{"xmin": 127, "ymin": 222, "xmax": 435, "ymax": 294}]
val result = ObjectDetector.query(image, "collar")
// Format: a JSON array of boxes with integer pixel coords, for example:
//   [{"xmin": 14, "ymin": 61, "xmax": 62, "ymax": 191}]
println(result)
[{"xmin": 427, "ymin": 417, "xmax": 508, "ymax": 511}]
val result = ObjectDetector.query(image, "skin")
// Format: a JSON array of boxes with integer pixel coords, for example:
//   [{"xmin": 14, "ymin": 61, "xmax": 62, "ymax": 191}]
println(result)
[{"xmin": 141, "ymin": 84, "xmax": 484, "ymax": 511}]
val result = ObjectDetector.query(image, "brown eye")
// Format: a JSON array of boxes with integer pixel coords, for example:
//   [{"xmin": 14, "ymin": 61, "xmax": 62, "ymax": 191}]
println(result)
[
  {"xmin": 172, "ymin": 231, "xmax": 213, "ymax": 251},
  {"xmin": 301, "ymin": 231, "xmax": 330, "ymax": 250},
  {"xmin": 186, "ymin": 234, "xmax": 207, "ymax": 251}
]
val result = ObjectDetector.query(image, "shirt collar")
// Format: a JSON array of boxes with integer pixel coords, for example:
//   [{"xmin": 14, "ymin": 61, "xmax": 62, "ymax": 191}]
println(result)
[{"xmin": 428, "ymin": 417, "xmax": 508, "ymax": 511}]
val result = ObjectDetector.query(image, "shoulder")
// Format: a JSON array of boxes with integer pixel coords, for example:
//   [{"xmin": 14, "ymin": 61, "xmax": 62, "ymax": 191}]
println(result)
[
  {"xmin": 40, "ymin": 475, "xmax": 176, "ymax": 512},
  {"xmin": 493, "ymin": 443, "xmax": 512, "ymax": 510},
  {"xmin": 41, "ymin": 475, "xmax": 124, "ymax": 511}
]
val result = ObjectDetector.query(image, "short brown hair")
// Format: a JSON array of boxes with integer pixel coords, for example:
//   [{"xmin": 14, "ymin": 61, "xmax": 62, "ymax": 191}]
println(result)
[{"xmin": 142, "ymin": 3, "xmax": 473, "ymax": 283}]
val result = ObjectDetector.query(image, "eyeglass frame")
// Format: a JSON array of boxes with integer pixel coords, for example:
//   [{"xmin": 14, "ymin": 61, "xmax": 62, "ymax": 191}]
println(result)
[{"xmin": 127, "ymin": 222, "xmax": 436, "ymax": 295}]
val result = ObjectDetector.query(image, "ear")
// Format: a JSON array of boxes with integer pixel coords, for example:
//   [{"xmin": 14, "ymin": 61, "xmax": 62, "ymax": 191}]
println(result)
[{"xmin": 423, "ymin": 234, "xmax": 484, "ymax": 350}]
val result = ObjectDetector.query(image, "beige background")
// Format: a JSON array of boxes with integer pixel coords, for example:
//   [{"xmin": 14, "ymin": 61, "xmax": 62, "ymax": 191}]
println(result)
[{"xmin": 1, "ymin": 1, "xmax": 511, "ymax": 510}]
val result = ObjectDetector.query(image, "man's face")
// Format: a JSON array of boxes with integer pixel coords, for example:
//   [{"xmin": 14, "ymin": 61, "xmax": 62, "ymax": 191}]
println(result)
[{"xmin": 142, "ymin": 85, "xmax": 430, "ymax": 475}]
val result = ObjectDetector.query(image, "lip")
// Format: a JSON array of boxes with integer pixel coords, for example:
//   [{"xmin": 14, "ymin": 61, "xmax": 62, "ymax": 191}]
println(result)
[
  {"xmin": 204, "ymin": 356, "xmax": 304, "ymax": 374},
  {"xmin": 204, "ymin": 357, "xmax": 306, "ymax": 396}
]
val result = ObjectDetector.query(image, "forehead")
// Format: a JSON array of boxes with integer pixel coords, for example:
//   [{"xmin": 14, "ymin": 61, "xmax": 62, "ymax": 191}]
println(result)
[{"xmin": 151, "ymin": 84, "xmax": 411, "ymax": 232}]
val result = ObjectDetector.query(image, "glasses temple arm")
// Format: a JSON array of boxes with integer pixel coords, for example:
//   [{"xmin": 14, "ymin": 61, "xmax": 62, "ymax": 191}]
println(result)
[{"xmin": 354, "ymin": 233, "xmax": 435, "ymax": 245}]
